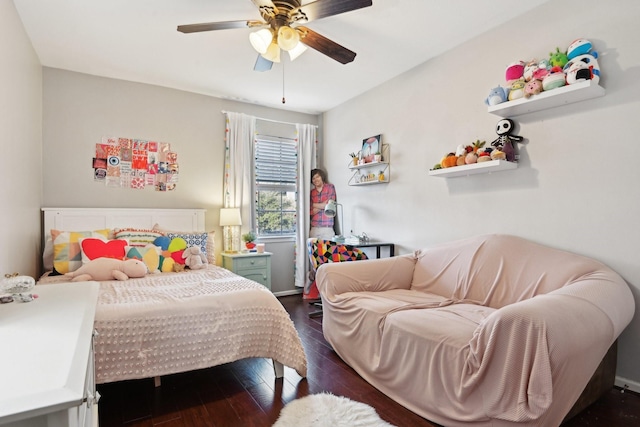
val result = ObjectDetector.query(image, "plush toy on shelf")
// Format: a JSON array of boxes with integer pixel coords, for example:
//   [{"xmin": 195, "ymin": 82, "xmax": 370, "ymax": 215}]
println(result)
[
  {"xmin": 564, "ymin": 52, "xmax": 601, "ymax": 84},
  {"xmin": 542, "ymin": 66, "xmax": 567, "ymax": 91},
  {"xmin": 567, "ymin": 38, "xmax": 593, "ymax": 60},
  {"xmin": 508, "ymin": 79, "xmax": 526, "ymax": 101},
  {"xmin": 505, "ymin": 61, "xmax": 525, "ymax": 85},
  {"xmin": 490, "ymin": 118, "xmax": 523, "ymax": 162},
  {"xmin": 523, "ymin": 59, "xmax": 539, "ymax": 82},
  {"xmin": 524, "ymin": 79, "xmax": 544, "ymax": 98},
  {"xmin": 549, "ymin": 47, "xmax": 569, "ymax": 68},
  {"xmin": 485, "ymin": 85, "xmax": 510, "ymax": 106}
]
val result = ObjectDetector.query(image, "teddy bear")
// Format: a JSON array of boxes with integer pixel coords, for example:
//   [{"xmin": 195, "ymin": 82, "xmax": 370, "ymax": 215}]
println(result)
[
  {"xmin": 66, "ymin": 258, "xmax": 148, "ymax": 282},
  {"xmin": 182, "ymin": 246, "xmax": 208, "ymax": 270}
]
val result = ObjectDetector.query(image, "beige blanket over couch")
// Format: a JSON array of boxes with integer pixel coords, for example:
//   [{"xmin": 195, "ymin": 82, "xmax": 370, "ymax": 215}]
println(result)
[{"xmin": 317, "ymin": 234, "xmax": 634, "ymax": 427}]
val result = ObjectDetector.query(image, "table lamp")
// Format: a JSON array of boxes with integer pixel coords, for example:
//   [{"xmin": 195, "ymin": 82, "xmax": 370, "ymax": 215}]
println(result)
[
  {"xmin": 220, "ymin": 208, "xmax": 242, "ymax": 252},
  {"xmin": 324, "ymin": 200, "xmax": 344, "ymax": 241}
]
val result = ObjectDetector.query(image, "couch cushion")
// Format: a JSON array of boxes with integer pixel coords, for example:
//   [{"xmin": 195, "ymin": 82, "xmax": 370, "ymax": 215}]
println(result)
[{"xmin": 411, "ymin": 234, "xmax": 611, "ymax": 309}]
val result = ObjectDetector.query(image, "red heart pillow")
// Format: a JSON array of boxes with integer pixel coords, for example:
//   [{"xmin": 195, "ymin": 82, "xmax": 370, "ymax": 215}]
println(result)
[{"xmin": 81, "ymin": 238, "xmax": 127, "ymax": 261}]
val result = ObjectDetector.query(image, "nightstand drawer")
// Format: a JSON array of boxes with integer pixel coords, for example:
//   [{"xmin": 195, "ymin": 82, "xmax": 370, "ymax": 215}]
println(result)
[
  {"xmin": 235, "ymin": 256, "xmax": 268, "ymax": 270},
  {"xmin": 221, "ymin": 252, "xmax": 272, "ymax": 291}
]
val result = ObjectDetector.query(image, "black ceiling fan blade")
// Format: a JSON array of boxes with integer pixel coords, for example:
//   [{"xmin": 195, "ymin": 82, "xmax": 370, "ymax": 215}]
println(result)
[
  {"xmin": 177, "ymin": 20, "xmax": 264, "ymax": 33},
  {"xmin": 254, "ymin": 54, "xmax": 274, "ymax": 72},
  {"xmin": 298, "ymin": 26, "xmax": 356, "ymax": 64},
  {"xmin": 298, "ymin": 0, "xmax": 372, "ymax": 22}
]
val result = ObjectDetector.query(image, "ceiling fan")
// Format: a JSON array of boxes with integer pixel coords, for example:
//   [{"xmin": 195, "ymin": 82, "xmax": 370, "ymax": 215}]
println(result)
[{"xmin": 177, "ymin": 0, "xmax": 373, "ymax": 71}]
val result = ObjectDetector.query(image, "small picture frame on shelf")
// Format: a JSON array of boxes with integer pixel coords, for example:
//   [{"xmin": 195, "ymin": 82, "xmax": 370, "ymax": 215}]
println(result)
[{"xmin": 361, "ymin": 134, "xmax": 381, "ymax": 163}]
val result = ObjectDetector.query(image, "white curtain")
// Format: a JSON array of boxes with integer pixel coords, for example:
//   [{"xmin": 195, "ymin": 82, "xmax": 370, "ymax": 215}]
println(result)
[
  {"xmin": 294, "ymin": 123, "xmax": 318, "ymax": 288},
  {"xmin": 223, "ymin": 112, "xmax": 256, "ymax": 229}
]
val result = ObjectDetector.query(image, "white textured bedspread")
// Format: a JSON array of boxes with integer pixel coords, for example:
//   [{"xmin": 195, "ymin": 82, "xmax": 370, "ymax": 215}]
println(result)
[{"xmin": 39, "ymin": 265, "xmax": 307, "ymax": 383}]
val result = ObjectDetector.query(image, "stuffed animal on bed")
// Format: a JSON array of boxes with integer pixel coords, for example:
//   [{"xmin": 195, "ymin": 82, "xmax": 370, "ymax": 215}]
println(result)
[
  {"xmin": 66, "ymin": 258, "xmax": 148, "ymax": 282},
  {"xmin": 182, "ymin": 246, "xmax": 208, "ymax": 270}
]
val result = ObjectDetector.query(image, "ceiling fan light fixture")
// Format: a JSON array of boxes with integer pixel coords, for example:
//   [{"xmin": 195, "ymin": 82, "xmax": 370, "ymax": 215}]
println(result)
[
  {"xmin": 288, "ymin": 42, "xmax": 307, "ymax": 61},
  {"xmin": 261, "ymin": 41, "xmax": 281, "ymax": 63},
  {"xmin": 249, "ymin": 28, "xmax": 273, "ymax": 54},
  {"xmin": 277, "ymin": 25, "xmax": 300, "ymax": 51}
]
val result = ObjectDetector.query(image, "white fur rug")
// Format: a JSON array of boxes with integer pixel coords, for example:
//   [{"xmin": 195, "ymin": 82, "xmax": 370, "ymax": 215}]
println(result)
[{"xmin": 272, "ymin": 393, "xmax": 396, "ymax": 427}]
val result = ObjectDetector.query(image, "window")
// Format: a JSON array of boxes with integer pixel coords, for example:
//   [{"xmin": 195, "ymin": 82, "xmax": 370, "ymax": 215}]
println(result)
[{"xmin": 254, "ymin": 136, "xmax": 297, "ymax": 237}]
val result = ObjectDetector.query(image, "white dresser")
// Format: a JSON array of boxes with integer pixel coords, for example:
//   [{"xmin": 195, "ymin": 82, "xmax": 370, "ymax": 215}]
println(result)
[{"xmin": 0, "ymin": 282, "xmax": 100, "ymax": 427}]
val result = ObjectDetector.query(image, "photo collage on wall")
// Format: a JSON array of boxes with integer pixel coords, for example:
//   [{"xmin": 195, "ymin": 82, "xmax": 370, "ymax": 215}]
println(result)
[{"xmin": 93, "ymin": 136, "xmax": 179, "ymax": 191}]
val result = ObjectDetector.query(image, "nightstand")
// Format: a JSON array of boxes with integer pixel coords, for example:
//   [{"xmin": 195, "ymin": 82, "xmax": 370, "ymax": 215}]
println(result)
[{"xmin": 222, "ymin": 252, "xmax": 272, "ymax": 291}]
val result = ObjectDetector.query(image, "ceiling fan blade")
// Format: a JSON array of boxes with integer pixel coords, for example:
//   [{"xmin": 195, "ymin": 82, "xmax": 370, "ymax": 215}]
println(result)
[
  {"xmin": 177, "ymin": 20, "xmax": 264, "ymax": 33},
  {"xmin": 298, "ymin": 26, "xmax": 356, "ymax": 64},
  {"xmin": 298, "ymin": 0, "xmax": 372, "ymax": 22},
  {"xmin": 254, "ymin": 54, "xmax": 274, "ymax": 72}
]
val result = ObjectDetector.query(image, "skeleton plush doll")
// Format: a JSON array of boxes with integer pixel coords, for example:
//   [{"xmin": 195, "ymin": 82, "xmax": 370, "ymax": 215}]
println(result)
[{"xmin": 490, "ymin": 118, "xmax": 523, "ymax": 162}]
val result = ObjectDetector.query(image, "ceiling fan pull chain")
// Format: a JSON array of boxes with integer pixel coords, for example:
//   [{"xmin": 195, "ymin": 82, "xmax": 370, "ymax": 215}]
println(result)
[{"xmin": 282, "ymin": 61, "xmax": 286, "ymax": 104}]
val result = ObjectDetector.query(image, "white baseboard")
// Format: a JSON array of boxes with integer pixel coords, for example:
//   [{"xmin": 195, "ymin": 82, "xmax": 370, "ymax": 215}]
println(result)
[{"xmin": 615, "ymin": 376, "xmax": 640, "ymax": 393}]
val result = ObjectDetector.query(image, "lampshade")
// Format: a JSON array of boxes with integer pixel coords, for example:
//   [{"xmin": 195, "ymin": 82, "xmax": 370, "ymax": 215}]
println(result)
[
  {"xmin": 219, "ymin": 208, "xmax": 242, "ymax": 226},
  {"xmin": 249, "ymin": 28, "xmax": 273, "ymax": 54},
  {"xmin": 324, "ymin": 200, "xmax": 344, "ymax": 239},
  {"xmin": 277, "ymin": 26, "xmax": 300, "ymax": 51},
  {"xmin": 324, "ymin": 200, "xmax": 338, "ymax": 217},
  {"xmin": 288, "ymin": 41, "xmax": 307, "ymax": 61},
  {"xmin": 261, "ymin": 41, "xmax": 281, "ymax": 63}
]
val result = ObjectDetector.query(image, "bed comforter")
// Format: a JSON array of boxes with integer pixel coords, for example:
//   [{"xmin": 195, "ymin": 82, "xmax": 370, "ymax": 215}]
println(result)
[{"xmin": 39, "ymin": 265, "xmax": 307, "ymax": 384}]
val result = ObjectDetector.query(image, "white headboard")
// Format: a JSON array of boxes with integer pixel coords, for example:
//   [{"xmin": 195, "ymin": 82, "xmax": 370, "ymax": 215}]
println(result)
[{"xmin": 42, "ymin": 207, "xmax": 206, "ymax": 241}]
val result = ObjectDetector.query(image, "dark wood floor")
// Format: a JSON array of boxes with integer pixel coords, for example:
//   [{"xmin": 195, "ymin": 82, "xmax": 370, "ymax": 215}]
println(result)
[{"xmin": 97, "ymin": 295, "xmax": 640, "ymax": 427}]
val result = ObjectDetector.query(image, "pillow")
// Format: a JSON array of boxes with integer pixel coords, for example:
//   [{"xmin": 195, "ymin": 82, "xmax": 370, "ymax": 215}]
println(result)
[
  {"xmin": 51, "ymin": 229, "xmax": 110, "ymax": 274},
  {"xmin": 114, "ymin": 227, "xmax": 165, "ymax": 247},
  {"xmin": 80, "ymin": 237, "xmax": 128, "ymax": 263},
  {"xmin": 166, "ymin": 231, "xmax": 209, "ymax": 260},
  {"xmin": 154, "ymin": 225, "xmax": 215, "ymax": 264},
  {"xmin": 125, "ymin": 245, "xmax": 161, "ymax": 273}
]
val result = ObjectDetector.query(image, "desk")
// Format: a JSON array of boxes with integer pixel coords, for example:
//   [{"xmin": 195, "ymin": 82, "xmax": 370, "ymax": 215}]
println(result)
[{"xmin": 332, "ymin": 240, "xmax": 395, "ymax": 258}]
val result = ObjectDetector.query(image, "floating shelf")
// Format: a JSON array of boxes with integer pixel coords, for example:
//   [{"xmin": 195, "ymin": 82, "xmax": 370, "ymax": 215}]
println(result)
[
  {"xmin": 428, "ymin": 160, "xmax": 517, "ymax": 178},
  {"xmin": 487, "ymin": 80, "xmax": 605, "ymax": 117},
  {"xmin": 349, "ymin": 161, "xmax": 389, "ymax": 170},
  {"xmin": 350, "ymin": 178, "xmax": 390, "ymax": 186}
]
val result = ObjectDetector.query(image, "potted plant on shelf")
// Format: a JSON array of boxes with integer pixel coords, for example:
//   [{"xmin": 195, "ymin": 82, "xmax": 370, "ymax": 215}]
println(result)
[
  {"xmin": 374, "ymin": 151, "xmax": 382, "ymax": 162},
  {"xmin": 242, "ymin": 231, "xmax": 257, "ymax": 250}
]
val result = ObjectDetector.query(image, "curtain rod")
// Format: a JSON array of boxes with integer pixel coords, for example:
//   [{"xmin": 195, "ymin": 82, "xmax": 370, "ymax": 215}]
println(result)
[{"xmin": 221, "ymin": 110, "xmax": 318, "ymax": 128}]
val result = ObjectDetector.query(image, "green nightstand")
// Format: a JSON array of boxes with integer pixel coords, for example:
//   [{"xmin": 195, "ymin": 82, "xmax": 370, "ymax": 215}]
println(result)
[{"xmin": 221, "ymin": 252, "xmax": 272, "ymax": 291}]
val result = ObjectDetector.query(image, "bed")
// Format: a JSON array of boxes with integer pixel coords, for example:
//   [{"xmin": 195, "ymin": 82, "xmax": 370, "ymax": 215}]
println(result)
[{"xmin": 38, "ymin": 208, "xmax": 307, "ymax": 385}]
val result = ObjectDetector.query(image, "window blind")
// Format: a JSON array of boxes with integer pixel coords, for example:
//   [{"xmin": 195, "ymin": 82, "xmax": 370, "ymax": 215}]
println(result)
[{"xmin": 255, "ymin": 138, "xmax": 297, "ymax": 185}]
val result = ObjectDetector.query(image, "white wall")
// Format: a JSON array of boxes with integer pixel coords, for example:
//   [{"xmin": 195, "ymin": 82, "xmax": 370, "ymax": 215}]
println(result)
[
  {"xmin": 41, "ymin": 68, "xmax": 319, "ymax": 292},
  {"xmin": 322, "ymin": 0, "xmax": 640, "ymax": 387},
  {"xmin": 0, "ymin": 1, "xmax": 42, "ymax": 278}
]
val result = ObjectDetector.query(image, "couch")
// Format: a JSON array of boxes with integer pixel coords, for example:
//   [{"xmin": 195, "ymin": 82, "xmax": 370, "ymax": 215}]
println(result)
[{"xmin": 316, "ymin": 234, "xmax": 635, "ymax": 426}]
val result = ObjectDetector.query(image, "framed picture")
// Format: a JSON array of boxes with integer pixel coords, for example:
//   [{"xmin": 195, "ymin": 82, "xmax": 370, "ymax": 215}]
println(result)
[{"xmin": 361, "ymin": 134, "xmax": 381, "ymax": 163}]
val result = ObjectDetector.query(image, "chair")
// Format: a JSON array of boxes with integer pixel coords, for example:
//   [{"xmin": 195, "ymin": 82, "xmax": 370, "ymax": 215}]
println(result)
[{"xmin": 304, "ymin": 238, "xmax": 368, "ymax": 318}]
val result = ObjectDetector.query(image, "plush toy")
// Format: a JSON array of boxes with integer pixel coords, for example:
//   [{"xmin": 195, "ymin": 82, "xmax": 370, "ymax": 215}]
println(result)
[
  {"xmin": 523, "ymin": 59, "xmax": 539, "ymax": 82},
  {"xmin": 66, "ymin": 258, "xmax": 148, "ymax": 282},
  {"xmin": 524, "ymin": 79, "xmax": 544, "ymax": 98},
  {"xmin": 567, "ymin": 38, "xmax": 593, "ymax": 60},
  {"xmin": 490, "ymin": 118, "xmax": 523, "ymax": 162},
  {"xmin": 182, "ymin": 246, "xmax": 208, "ymax": 270},
  {"xmin": 549, "ymin": 47, "xmax": 569, "ymax": 68},
  {"xmin": 542, "ymin": 67, "xmax": 566, "ymax": 91},
  {"xmin": 564, "ymin": 53, "xmax": 600, "ymax": 84},
  {"xmin": 485, "ymin": 85, "xmax": 510, "ymax": 106},
  {"xmin": 505, "ymin": 61, "xmax": 525, "ymax": 85},
  {"xmin": 508, "ymin": 79, "xmax": 526, "ymax": 101}
]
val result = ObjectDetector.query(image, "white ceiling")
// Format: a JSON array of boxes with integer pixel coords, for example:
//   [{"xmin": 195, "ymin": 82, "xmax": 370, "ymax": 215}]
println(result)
[{"xmin": 14, "ymin": 0, "xmax": 550, "ymax": 115}]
